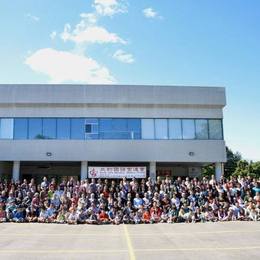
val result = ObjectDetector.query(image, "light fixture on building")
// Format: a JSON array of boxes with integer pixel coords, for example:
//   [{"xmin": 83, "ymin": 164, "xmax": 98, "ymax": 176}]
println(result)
[
  {"xmin": 189, "ymin": 152, "xmax": 195, "ymax": 156},
  {"xmin": 46, "ymin": 152, "xmax": 52, "ymax": 157}
]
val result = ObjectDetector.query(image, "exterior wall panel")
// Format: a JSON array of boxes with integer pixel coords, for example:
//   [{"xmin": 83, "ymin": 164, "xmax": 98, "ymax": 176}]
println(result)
[
  {"xmin": 0, "ymin": 140, "xmax": 226, "ymax": 162},
  {"xmin": 0, "ymin": 106, "xmax": 223, "ymax": 118}
]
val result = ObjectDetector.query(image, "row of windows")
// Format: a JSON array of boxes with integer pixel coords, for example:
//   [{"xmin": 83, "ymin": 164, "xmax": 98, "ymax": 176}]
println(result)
[
  {"xmin": 141, "ymin": 119, "xmax": 222, "ymax": 140},
  {"xmin": 0, "ymin": 118, "xmax": 223, "ymax": 140}
]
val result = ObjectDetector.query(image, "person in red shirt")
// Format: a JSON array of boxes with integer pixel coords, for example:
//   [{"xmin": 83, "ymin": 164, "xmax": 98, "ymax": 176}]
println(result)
[
  {"xmin": 142, "ymin": 209, "xmax": 151, "ymax": 224},
  {"xmin": 150, "ymin": 201, "xmax": 161, "ymax": 223},
  {"xmin": 99, "ymin": 209, "xmax": 110, "ymax": 224}
]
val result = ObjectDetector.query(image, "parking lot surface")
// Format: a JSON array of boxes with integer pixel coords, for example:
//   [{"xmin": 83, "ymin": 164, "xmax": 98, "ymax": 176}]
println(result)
[{"xmin": 0, "ymin": 222, "xmax": 259, "ymax": 260}]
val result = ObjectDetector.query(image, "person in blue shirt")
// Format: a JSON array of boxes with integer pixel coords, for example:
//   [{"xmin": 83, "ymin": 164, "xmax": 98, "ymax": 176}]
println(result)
[
  {"xmin": 12, "ymin": 205, "xmax": 25, "ymax": 222},
  {"xmin": 133, "ymin": 193, "xmax": 143, "ymax": 209}
]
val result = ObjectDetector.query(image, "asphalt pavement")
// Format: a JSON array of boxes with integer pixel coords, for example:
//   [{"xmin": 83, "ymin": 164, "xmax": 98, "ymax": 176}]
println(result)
[{"xmin": 0, "ymin": 221, "xmax": 259, "ymax": 260}]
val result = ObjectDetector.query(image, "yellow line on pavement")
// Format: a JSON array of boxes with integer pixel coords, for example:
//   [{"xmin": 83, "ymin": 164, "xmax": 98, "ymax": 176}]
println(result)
[{"xmin": 123, "ymin": 225, "xmax": 136, "ymax": 260}]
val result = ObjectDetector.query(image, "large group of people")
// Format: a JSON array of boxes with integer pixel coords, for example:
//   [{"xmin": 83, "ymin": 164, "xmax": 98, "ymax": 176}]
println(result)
[{"xmin": 0, "ymin": 175, "xmax": 259, "ymax": 224}]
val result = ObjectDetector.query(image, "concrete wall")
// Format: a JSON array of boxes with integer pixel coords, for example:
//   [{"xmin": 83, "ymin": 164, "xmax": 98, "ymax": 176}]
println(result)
[
  {"xmin": 0, "ymin": 84, "xmax": 226, "ymax": 106},
  {"xmin": 0, "ymin": 85, "xmax": 225, "ymax": 119},
  {"xmin": 0, "ymin": 106, "xmax": 223, "ymax": 119},
  {"xmin": 0, "ymin": 140, "xmax": 226, "ymax": 162}
]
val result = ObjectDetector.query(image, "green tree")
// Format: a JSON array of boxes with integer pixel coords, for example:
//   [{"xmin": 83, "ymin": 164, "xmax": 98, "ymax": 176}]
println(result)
[
  {"xmin": 233, "ymin": 160, "xmax": 250, "ymax": 177},
  {"xmin": 250, "ymin": 161, "xmax": 260, "ymax": 178},
  {"xmin": 224, "ymin": 147, "xmax": 242, "ymax": 177},
  {"xmin": 202, "ymin": 164, "xmax": 214, "ymax": 178}
]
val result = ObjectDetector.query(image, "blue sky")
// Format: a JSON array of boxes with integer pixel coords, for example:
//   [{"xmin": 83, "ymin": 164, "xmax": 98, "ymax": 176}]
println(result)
[{"xmin": 0, "ymin": 0, "xmax": 259, "ymax": 161}]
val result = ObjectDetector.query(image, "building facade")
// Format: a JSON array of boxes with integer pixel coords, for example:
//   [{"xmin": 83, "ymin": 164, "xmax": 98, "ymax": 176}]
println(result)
[{"xmin": 0, "ymin": 84, "xmax": 226, "ymax": 182}]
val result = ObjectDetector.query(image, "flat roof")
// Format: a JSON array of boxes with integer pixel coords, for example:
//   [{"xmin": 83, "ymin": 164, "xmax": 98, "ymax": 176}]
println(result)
[{"xmin": 0, "ymin": 84, "xmax": 226, "ymax": 107}]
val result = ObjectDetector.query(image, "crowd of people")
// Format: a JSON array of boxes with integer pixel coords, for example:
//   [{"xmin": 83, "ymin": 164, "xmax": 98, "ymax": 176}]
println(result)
[{"xmin": 0, "ymin": 175, "xmax": 259, "ymax": 224}]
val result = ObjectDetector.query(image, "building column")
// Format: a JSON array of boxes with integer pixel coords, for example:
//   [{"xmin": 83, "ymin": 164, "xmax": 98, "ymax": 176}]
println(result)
[
  {"xmin": 12, "ymin": 161, "xmax": 20, "ymax": 182},
  {"xmin": 81, "ymin": 161, "xmax": 88, "ymax": 180},
  {"xmin": 215, "ymin": 162, "xmax": 224, "ymax": 181},
  {"xmin": 149, "ymin": 161, "xmax": 156, "ymax": 182}
]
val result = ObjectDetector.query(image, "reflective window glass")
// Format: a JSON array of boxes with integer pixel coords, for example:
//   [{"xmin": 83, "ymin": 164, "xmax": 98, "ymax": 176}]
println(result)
[
  {"xmin": 57, "ymin": 119, "xmax": 70, "ymax": 139},
  {"xmin": 113, "ymin": 119, "xmax": 127, "ymax": 131},
  {"xmin": 112, "ymin": 119, "xmax": 128, "ymax": 139},
  {"xmin": 155, "ymin": 119, "xmax": 168, "ymax": 139},
  {"xmin": 28, "ymin": 118, "xmax": 43, "ymax": 139},
  {"xmin": 195, "ymin": 119, "xmax": 209, "ymax": 139},
  {"xmin": 42, "ymin": 119, "xmax": 56, "ymax": 139},
  {"xmin": 182, "ymin": 119, "xmax": 195, "ymax": 139},
  {"xmin": 209, "ymin": 119, "xmax": 223, "ymax": 139},
  {"xmin": 99, "ymin": 118, "xmax": 129, "ymax": 139},
  {"xmin": 14, "ymin": 118, "xmax": 28, "ymax": 139},
  {"xmin": 141, "ymin": 119, "xmax": 155, "ymax": 139},
  {"xmin": 168, "ymin": 119, "xmax": 182, "ymax": 139},
  {"xmin": 128, "ymin": 119, "xmax": 141, "ymax": 139},
  {"xmin": 0, "ymin": 119, "xmax": 14, "ymax": 139},
  {"xmin": 99, "ymin": 119, "xmax": 112, "ymax": 132},
  {"xmin": 71, "ymin": 119, "xmax": 85, "ymax": 139}
]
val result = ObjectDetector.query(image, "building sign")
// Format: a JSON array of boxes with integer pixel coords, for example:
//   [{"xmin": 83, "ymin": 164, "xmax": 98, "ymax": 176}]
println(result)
[{"xmin": 88, "ymin": 166, "xmax": 146, "ymax": 179}]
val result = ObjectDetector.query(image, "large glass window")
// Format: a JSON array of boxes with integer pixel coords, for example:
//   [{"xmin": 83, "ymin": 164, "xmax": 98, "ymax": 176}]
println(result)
[
  {"xmin": 14, "ymin": 118, "xmax": 28, "ymax": 139},
  {"xmin": 169, "ymin": 119, "xmax": 182, "ymax": 139},
  {"xmin": 128, "ymin": 119, "xmax": 141, "ymax": 139},
  {"xmin": 195, "ymin": 119, "xmax": 209, "ymax": 139},
  {"xmin": 209, "ymin": 119, "xmax": 223, "ymax": 140},
  {"xmin": 99, "ymin": 119, "xmax": 112, "ymax": 139},
  {"xmin": 0, "ymin": 119, "xmax": 14, "ymax": 139},
  {"xmin": 71, "ymin": 119, "xmax": 85, "ymax": 139},
  {"xmin": 28, "ymin": 118, "xmax": 43, "ymax": 139},
  {"xmin": 4, "ymin": 117, "xmax": 224, "ymax": 140},
  {"xmin": 141, "ymin": 119, "xmax": 155, "ymax": 139},
  {"xmin": 42, "ymin": 119, "xmax": 56, "ymax": 139},
  {"xmin": 155, "ymin": 119, "xmax": 168, "ymax": 139},
  {"xmin": 99, "ymin": 118, "xmax": 129, "ymax": 139},
  {"xmin": 57, "ymin": 119, "xmax": 70, "ymax": 139},
  {"xmin": 113, "ymin": 119, "xmax": 128, "ymax": 139},
  {"xmin": 182, "ymin": 119, "xmax": 195, "ymax": 139}
]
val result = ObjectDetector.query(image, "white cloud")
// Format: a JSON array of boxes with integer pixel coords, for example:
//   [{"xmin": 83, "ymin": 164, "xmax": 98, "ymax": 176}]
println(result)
[
  {"xmin": 80, "ymin": 13, "xmax": 97, "ymax": 24},
  {"xmin": 26, "ymin": 13, "xmax": 40, "ymax": 22},
  {"xmin": 93, "ymin": 0, "xmax": 127, "ymax": 16},
  {"xmin": 61, "ymin": 23, "xmax": 126, "ymax": 45},
  {"xmin": 50, "ymin": 31, "xmax": 57, "ymax": 40},
  {"xmin": 25, "ymin": 48, "xmax": 115, "ymax": 84},
  {"xmin": 143, "ymin": 8, "xmax": 160, "ymax": 19},
  {"xmin": 113, "ymin": 49, "xmax": 134, "ymax": 64}
]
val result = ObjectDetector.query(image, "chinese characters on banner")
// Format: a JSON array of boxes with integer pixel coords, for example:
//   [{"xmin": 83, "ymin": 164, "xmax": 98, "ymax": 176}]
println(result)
[{"xmin": 88, "ymin": 166, "xmax": 146, "ymax": 179}]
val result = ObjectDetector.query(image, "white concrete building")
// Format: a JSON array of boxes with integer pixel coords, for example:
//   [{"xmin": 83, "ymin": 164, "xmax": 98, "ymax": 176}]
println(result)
[{"xmin": 0, "ymin": 84, "xmax": 226, "ymax": 182}]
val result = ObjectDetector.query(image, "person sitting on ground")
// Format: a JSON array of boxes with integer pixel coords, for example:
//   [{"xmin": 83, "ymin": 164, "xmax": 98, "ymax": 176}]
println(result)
[
  {"xmin": 99, "ymin": 209, "xmax": 110, "ymax": 224},
  {"xmin": 45, "ymin": 203, "xmax": 56, "ymax": 223},
  {"xmin": 142, "ymin": 208, "xmax": 151, "ymax": 224},
  {"xmin": 67, "ymin": 208, "xmax": 78, "ymax": 225},
  {"xmin": 86, "ymin": 210, "xmax": 98, "ymax": 225}
]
